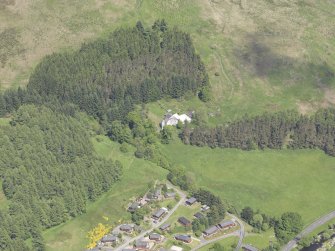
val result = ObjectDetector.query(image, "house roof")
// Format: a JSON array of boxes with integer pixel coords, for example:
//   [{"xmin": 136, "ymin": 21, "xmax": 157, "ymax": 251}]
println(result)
[
  {"xmin": 194, "ymin": 212, "xmax": 204, "ymax": 219},
  {"xmin": 175, "ymin": 234, "xmax": 191, "ymax": 242},
  {"xmin": 171, "ymin": 246, "xmax": 183, "ymax": 251},
  {"xmin": 159, "ymin": 223, "xmax": 171, "ymax": 230},
  {"xmin": 178, "ymin": 216, "xmax": 191, "ymax": 225},
  {"xmin": 149, "ymin": 233, "xmax": 161, "ymax": 239},
  {"xmin": 120, "ymin": 224, "xmax": 133, "ymax": 231},
  {"xmin": 204, "ymin": 226, "xmax": 219, "ymax": 235},
  {"xmin": 242, "ymin": 244, "xmax": 259, "ymax": 251},
  {"xmin": 101, "ymin": 234, "xmax": 117, "ymax": 242},
  {"xmin": 218, "ymin": 220, "xmax": 235, "ymax": 228},
  {"xmin": 186, "ymin": 197, "xmax": 197, "ymax": 204},
  {"xmin": 135, "ymin": 240, "xmax": 149, "ymax": 248},
  {"xmin": 129, "ymin": 202, "xmax": 139, "ymax": 210},
  {"xmin": 153, "ymin": 208, "xmax": 166, "ymax": 218},
  {"xmin": 165, "ymin": 192, "xmax": 176, "ymax": 197}
]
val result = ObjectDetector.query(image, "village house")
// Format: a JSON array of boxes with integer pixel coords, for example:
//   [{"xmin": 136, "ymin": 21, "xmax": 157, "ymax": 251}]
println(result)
[
  {"xmin": 135, "ymin": 240, "xmax": 150, "ymax": 250},
  {"xmin": 242, "ymin": 244, "xmax": 259, "ymax": 251},
  {"xmin": 185, "ymin": 197, "xmax": 197, "ymax": 206},
  {"xmin": 175, "ymin": 234, "xmax": 192, "ymax": 243},
  {"xmin": 160, "ymin": 113, "xmax": 192, "ymax": 129},
  {"xmin": 218, "ymin": 220, "xmax": 235, "ymax": 230},
  {"xmin": 194, "ymin": 212, "xmax": 204, "ymax": 219},
  {"xmin": 159, "ymin": 223, "xmax": 171, "ymax": 232},
  {"xmin": 203, "ymin": 226, "xmax": 219, "ymax": 237},
  {"xmin": 164, "ymin": 191, "xmax": 176, "ymax": 198},
  {"xmin": 178, "ymin": 217, "xmax": 191, "ymax": 227},
  {"xmin": 128, "ymin": 202, "xmax": 140, "ymax": 212},
  {"xmin": 152, "ymin": 208, "xmax": 167, "ymax": 220},
  {"xmin": 149, "ymin": 233, "xmax": 162, "ymax": 242},
  {"xmin": 120, "ymin": 224, "xmax": 133, "ymax": 233},
  {"xmin": 101, "ymin": 234, "xmax": 118, "ymax": 245}
]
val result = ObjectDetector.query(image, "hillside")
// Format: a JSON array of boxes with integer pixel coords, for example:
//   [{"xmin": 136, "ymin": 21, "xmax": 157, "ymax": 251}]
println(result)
[{"xmin": 1, "ymin": 0, "xmax": 334, "ymax": 120}]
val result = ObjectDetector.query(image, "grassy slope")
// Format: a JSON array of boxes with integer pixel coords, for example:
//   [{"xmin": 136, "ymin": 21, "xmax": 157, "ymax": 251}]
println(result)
[
  {"xmin": 43, "ymin": 135, "xmax": 167, "ymax": 251},
  {"xmin": 161, "ymin": 141, "xmax": 335, "ymax": 224},
  {"xmin": 1, "ymin": 0, "xmax": 334, "ymax": 118},
  {"xmin": 198, "ymin": 236, "xmax": 239, "ymax": 251}
]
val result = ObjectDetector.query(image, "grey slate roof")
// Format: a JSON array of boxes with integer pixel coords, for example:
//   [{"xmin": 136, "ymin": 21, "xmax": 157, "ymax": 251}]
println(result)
[
  {"xmin": 178, "ymin": 216, "xmax": 191, "ymax": 226},
  {"xmin": 194, "ymin": 212, "xmax": 204, "ymax": 219},
  {"xmin": 203, "ymin": 225, "xmax": 219, "ymax": 236},
  {"xmin": 101, "ymin": 234, "xmax": 117, "ymax": 243},
  {"xmin": 149, "ymin": 233, "xmax": 161, "ymax": 240},
  {"xmin": 186, "ymin": 197, "xmax": 197, "ymax": 205},
  {"xmin": 218, "ymin": 220, "xmax": 235, "ymax": 229},
  {"xmin": 159, "ymin": 223, "xmax": 171, "ymax": 231},
  {"xmin": 120, "ymin": 224, "xmax": 133, "ymax": 231},
  {"xmin": 153, "ymin": 208, "xmax": 166, "ymax": 219},
  {"xmin": 175, "ymin": 234, "xmax": 191, "ymax": 242}
]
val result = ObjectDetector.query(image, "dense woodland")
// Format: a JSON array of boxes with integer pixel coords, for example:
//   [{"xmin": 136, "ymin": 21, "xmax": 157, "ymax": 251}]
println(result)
[
  {"xmin": 181, "ymin": 109, "xmax": 335, "ymax": 156},
  {"xmin": 0, "ymin": 20, "xmax": 209, "ymax": 123},
  {"xmin": 0, "ymin": 105, "xmax": 122, "ymax": 251}
]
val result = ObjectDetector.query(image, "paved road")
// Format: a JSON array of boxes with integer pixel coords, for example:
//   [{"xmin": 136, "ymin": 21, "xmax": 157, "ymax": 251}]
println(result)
[
  {"xmin": 191, "ymin": 231, "xmax": 240, "ymax": 251},
  {"xmin": 281, "ymin": 210, "xmax": 335, "ymax": 251},
  {"xmin": 228, "ymin": 213, "xmax": 245, "ymax": 251},
  {"xmin": 114, "ymin": 184, "xmax": 186, "ymax": 251}
]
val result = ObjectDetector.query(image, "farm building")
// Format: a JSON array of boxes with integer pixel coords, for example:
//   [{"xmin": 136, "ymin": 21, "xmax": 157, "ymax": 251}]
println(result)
[
  {"xmin": 185, "ymin": 197, "xmax": 197, "ymax": 206},
  {"xmin": 101, "ymin": 234, "xmax": 117, "ymax": 244},
  {"xmin": 152, "ymin": 208, "xmax": 167, "ymax": 220},
  {"xmin": 149, "ymin": 233, "xmax": 162, "ymax": 241},
  {"xmin": 194, "ymin": 212, "xmax": 204, "ymax": 219},
  {"xmin": 161, "ymin": 113, "xmax": 192, "ymax": 129},
  {"xmin": 159, "ymin": 223, "xmax": 171, "ymax": 231},
  {"xmin": 175, "ymin": 234, "xmax": 192, "ymax": 243},
  {"xmin": 242, "ymin": 244, "xmax": 259, "ymax": 251},
  {"xmin": 218, "ymin": 220, "xmax": 235, "ymax": 229},
  {"xmin": 203, "ymin": 226, "xmax": 219, "ymax": 236},
  {"xmin": 120, "ymin": 224, "xmax": 133, "ymax": 233},
  {"xmin": 178, "ymin": 216, "xmax": 191, "ymax": 226}
]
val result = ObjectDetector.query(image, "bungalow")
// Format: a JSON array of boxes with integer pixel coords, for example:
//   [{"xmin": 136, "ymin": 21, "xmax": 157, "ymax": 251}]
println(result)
[
  {"xmin": 175, "ymin": 234, "xmax": 192, "ymax": 243},
  {"xmin": 242, "ymin": 244, "xmax": 259, "ymax": 251},
  {"xmin": 178, "ymin": 217, "xmax": 191, "ymax": 227},
  {"xmin": 218, "ymin": 220, "xmax": 235, "ymax": 230},
  {"xmin": 194, "ymin": 212, "xmax": 204, "ymax": 219},
  {"xmin": 203, "ymin": 226, "xmax": 219, "ymax": 237},
  {"xmin": 159, "ymin": 223, "xmax": 171, "ymax": 231},
  {"xmin": 101, "ymin": 234, "xmax": 117, "ymax": 244},
  {"xmin": 152, "ymin": 208, "xmax": 167, "ymax": 220},
  {"xmin": 149, "ymin": 233, "xmax": 162, "ymax": 242},
  {"xmin": 185, "ymin": 197, "xmax": 197, "ymax": 206},
  {"xmin": 135, "ymin": 240, "xmax": 150, "ymax": 250},
  {"xmin": 164, "ymin": 192, "xmax": 176, "ymax": 198},
  {"xmin": 128, "ymin": 202, "xmax": 140, "ymax": 212},
  {"xmin": 120, "ymin": 224, "xmax": 133, "ymax": 233}
]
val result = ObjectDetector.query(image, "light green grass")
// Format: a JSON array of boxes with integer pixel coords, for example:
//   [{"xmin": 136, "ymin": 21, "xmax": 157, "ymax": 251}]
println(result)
[
  {"xmin": 161, "ymin": 141, "xmax": 335, "ymax": 224},
  {"xmin": 198, "ymin": 236, "xmax": 239, "ymax": 251},
  {"xmin": 243, "ymin": 229, "xmax": 277, "ymax": 250},
  {"xmin": 43, "ymin": 136, "xmax": 167, "ymax": 251}
]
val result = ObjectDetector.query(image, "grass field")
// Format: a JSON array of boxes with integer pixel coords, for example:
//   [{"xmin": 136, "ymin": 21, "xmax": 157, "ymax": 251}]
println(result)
[
  {"xmin": 161, "ymin": 141, "xmax": 335, "ymax": 225},
  {"xmin": 43, "ymin": 136, "xmax": 167, "ymax": 251},
  {"xmin": 1, "ymin": 0, "xmax": 334, "ymax": 119},
  {"xmin": 198, "ymin": 236, "xmax": 239, "ymax": 251},
  {"xmin": 243, "ymin": 229, "xmax": 277, "ymax": 250}
]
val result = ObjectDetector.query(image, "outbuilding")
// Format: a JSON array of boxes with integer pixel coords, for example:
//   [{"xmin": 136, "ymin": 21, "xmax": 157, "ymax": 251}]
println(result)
[{"xmin": 175, "ymin": 234, "xmax": 192, "ymax": 243}]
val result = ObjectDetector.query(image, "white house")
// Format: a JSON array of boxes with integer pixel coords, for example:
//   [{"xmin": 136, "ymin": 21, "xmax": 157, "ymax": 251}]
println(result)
[{"xmin": 161, "ymin": 113, "xmax": 192, "ymax": 129}]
